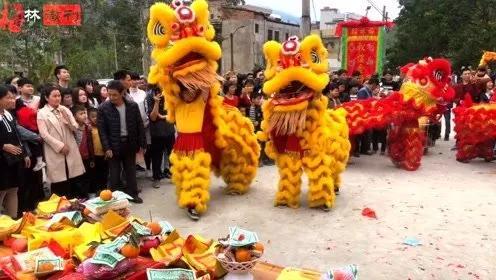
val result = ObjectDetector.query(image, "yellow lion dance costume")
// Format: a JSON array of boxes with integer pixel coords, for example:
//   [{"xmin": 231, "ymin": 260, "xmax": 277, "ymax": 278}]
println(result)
[
  {"xmin": 258, "ymin": 35, "xmax": 351, "ymax": 210},
  {"xmin": 147, "ymin": 0, "xmax": 259, "ymax": 220}
]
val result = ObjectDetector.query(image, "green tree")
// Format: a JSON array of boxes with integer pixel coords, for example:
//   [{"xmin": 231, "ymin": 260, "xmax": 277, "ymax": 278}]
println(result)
[{"xmin": 387, "ymin": 0, "xmax": 496, "ymax": 71}]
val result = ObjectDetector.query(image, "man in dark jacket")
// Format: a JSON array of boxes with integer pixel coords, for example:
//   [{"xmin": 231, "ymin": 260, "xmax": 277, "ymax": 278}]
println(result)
[
  {"xmin": 355, "ymin": 76, "xmax": 380, "ymax": 156},
  {"xmin": 98, "ymin": 80, "xmax": 145, "ymax": 203}
]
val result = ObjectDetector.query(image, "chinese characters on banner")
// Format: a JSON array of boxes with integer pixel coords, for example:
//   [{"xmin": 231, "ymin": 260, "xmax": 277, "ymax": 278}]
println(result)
[
  {"xmin": 336, "ymin": 17, "xmax": 394, "ymax": 79},
  {"xmin": 346, "ymin": 26, "xmax": 380, "ymax": 79},
  {"xmin": 0, "ymin": 1, "xmax": 81, "ymax": 33}
]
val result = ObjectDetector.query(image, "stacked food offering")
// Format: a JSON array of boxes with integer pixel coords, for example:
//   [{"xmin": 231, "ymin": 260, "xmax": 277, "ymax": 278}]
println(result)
[{"xmin": 0, "ymin": 191, "xmax": 357, "ymax": 280}]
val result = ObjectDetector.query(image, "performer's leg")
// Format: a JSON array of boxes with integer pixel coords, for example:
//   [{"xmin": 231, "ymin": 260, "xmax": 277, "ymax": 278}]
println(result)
[
  {"xmin": 400, "ymin": 126, "xmax": 425, "ymax": 171},
  {"xmin": 372, "ymin": 129, "xmax": 379, "ymax": 153},
  {"xmin": 456, "ymin": 142, "xmax": 477, "ymax": 163},
  {"xmin": 274, "ymin": 153, "xmax": 302, "ymax": 208},
  {"xmin": 480, "ymin": 140, "xmax": 495, "ymax": 162},
  {"xmin": 303, "ymin": 152, "xmax": 336, "ymax": 210},
  {"xmin": 220, "ymin": 147, "xmax": 257, "ymax": 195},
  {"xmin": 220, "ymin": 108, "xmax": 260, "ymax": 195},
  {"xmin": 444, "ymin": 108, "xmax": 451, "ymax": 140},
  {"xmin": 169, "ymin": 151, "xmax": 211, "ymax": 214},
  {"xmin": 388, "ymin": 126, "xmax": 404, "ymax": 166}
]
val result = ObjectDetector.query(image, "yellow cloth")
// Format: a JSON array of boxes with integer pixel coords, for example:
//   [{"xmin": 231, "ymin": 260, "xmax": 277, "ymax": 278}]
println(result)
[
  {"xmin": 36, "ymin": 194, "xmax": 71, "ymax": 215},
  {"xmin": 0, "ymin": 215, "xmax": 20, "ymax": 240},
  {"xmin": 276, "ymin": 268, "xmax": 321, "ymax": 280},
  {"xmin": 74, "ymin": 222, "xmax": 103, "ymax": 261},
  {"xmin": 150, "ymin": 231, "xmax": 225, "ymax": 278},
  {"xmin": 91, "ymin": 127, "xmax": 104, "ymax": 156},
  {"xmin": 175, "ymin": 97, "xmax": 206, "ymax": 133}
]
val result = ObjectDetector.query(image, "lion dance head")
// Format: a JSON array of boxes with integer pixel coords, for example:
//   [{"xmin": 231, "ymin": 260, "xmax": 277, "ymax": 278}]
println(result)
[
  {"xmin": 262, "ymin": 35, "xmax": 330, "ymax": 136},
  {"xmin": 399, "ymin": 57, "xmax": 455, "ymax": 114},
  {"xmin": 147, "ymin": 0, "xmax": 221, "ymax": 120}
]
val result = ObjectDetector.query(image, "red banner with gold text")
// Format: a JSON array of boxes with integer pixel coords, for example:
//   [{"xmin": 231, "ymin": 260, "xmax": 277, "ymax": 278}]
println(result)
[
  {"xmin": 336, "ymin": 17, "xmax": 393, "ymax": 78},
  {"xmin": 345, "ymin": 26, "xmax": 380, "ymax": 78}
]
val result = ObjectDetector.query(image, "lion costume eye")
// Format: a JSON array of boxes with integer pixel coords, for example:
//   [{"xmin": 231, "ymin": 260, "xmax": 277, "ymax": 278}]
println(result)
[
  {"xmin": 171, "ymin": 0, "xmax": 184, "ymax": 9},
  {"xmin": 433, "ymin": 70, "xmax": 444, "ymax": 82},
  {"xmin": 311, "ymin": 50, "xmax": 320, "ymax": 63},
  {"xmin": 153, "ymin": 22, "xmax": 165, "ymax": 36}
]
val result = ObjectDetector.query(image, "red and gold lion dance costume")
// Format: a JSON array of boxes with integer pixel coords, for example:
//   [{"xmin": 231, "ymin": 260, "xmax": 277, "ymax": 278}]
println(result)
[
  {"xmin": 146, "ymin": 0, "xmax": 259, "ymax": 219},
  {"xmin": 341, "ymin": 57, "xmax": 455, "ymax": 171},
  {"xmin": 258, "ymin": 35, "xmax": 351, "ymax": 210},
  {"xmin": 453, "ymin": 51, "xmax": 496, "ymax": 162},
  {"xmin": 454, "ymin": 97, "xmax": 496, "ymax": 162}
]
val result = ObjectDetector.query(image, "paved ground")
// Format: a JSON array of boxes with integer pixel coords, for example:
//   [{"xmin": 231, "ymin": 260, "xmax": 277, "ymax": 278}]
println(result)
[{"xmin": 131, "ymin": 139, "xmax": 495, "ymax": 279}]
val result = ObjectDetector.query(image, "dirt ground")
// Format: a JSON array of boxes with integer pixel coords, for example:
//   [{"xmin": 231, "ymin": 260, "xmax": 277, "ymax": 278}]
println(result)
[{"xmin": 132, "ymin": 139, "xmax": 496, "ymax": 279}]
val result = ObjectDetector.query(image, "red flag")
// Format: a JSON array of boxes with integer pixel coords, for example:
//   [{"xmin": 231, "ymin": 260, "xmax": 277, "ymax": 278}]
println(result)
[{"xmin": 42, "ymin": 4, "xmax": 82, "ymax": 26}]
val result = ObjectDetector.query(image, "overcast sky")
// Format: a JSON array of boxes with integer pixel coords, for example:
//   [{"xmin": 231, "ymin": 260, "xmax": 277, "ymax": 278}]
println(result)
[{"xmin": 245, "ymin": 0, "xmax": 401, "ymax": 21}]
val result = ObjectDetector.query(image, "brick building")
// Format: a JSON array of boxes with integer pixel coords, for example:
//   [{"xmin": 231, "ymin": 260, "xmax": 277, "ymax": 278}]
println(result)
[{"xmin": 209, "ymin": 1, "xmax": 300, "ymax": 74}]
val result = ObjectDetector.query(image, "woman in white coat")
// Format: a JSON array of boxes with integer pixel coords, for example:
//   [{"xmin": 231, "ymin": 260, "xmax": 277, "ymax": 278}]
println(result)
[{"xmin": 37, "ymin": 85, "xmax": 85, "ymax": 198}]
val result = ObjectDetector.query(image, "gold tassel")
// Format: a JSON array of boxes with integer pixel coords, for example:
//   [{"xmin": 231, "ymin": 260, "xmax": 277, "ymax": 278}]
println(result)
[
  {"xmin": 175, "ymin": 65, "xmax": 223, "ymax": 98},
  {"xmin": 269, "ymin": 110, "xmax": 308, "ymax": 136}
]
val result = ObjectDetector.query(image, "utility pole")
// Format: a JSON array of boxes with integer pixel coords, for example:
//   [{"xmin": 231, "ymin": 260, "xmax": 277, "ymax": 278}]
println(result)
[
  {"xmin": 301, "ymin": 0, "xmax": 311, "ymax": 37},
  {"xmin": 382, "ymin": 5, "xmax": 386, "ymax": 21}
]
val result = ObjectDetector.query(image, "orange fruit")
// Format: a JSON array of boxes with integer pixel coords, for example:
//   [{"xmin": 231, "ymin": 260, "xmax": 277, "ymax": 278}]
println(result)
[
  {"xmin": 234, "ymin": 248, "xmax": 251, "ymax": 263},
  {"xmin": 99, "ymin": 190, "xmax": 113, "ymax": 201},
  {"xmin": 147, "ymin": 222, "xmax": 162, "ymax": 235},
  {"xmin": 253, "ymin": 242, "xmax": 264, "ymax": 253},
  {"xmin": 120, "ymin": 244, "xmax": 140, "ymax": 258},
  {"xmin": 11, "ymin": 238, "xmax": 27, "ymax": 253},
  {"xmin": 38, "ymin": 262, "xmax": 54, "ymax": 272}
]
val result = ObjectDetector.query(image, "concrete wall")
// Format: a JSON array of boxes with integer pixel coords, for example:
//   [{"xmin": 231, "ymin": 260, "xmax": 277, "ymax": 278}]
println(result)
[
  {"xmin": 220, "ymin": 19, "xmax": 299, "ymax": 74},
  {"xmin": 320, "ymin": 7, "xmax": 339, "ymax": 30},
  {"xmin": 320, "ymin": 7, "xmax": 362, "ymax": 31},
  {"xmin": 221, "ymin": 19, "xmax": 255, "ymax": 74}
]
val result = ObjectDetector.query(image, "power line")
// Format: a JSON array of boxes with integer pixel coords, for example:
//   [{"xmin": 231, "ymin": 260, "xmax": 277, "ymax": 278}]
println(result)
[
  {"xmin": 364, "ymin": 0, "xmax": 384, "ymax": 18},
  {"xmin": 311, "ymin": 0, "xmax": 317, "ymax": 22}
]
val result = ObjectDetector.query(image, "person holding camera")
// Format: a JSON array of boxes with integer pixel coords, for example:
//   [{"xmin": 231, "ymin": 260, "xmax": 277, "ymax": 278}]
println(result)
[{"xmin": 146, "ymin": 85, "xmax": 176, "ymax": 187}]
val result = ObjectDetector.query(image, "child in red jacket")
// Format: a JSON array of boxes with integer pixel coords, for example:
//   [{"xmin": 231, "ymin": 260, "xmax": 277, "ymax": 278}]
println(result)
[{"xmin": 15, "ymin": 99, "xmax": 45, "ymax": 171}]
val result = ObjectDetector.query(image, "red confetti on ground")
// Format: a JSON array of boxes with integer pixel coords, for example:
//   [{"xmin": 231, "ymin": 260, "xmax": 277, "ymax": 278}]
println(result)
[{"xmin": 361, "ymin": 207, "xmax": 377, "ymax": 219}]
